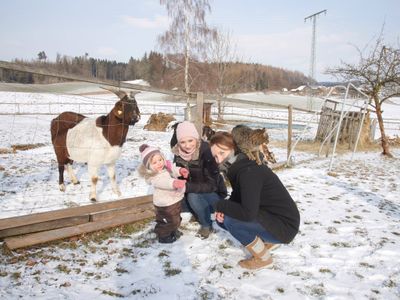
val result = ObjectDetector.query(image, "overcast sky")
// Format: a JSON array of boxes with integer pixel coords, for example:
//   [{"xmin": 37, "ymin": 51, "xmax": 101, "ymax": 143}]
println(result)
[{"xmin": 1, "ymin": 0, "xmax": 399, "ymax": 81}]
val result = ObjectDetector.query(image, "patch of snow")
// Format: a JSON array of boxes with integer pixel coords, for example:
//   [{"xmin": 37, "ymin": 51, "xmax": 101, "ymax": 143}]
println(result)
[
  {"xmin": 0, "ymin": 90, "xmax": 399, "ymax": 299},
  {"xmin": 290, "ymin": 85, "xmax": 306, "ymax": 92},
  {"xmin": 124, "ymin": 79, "xmax": 150, "ymax": 86}
]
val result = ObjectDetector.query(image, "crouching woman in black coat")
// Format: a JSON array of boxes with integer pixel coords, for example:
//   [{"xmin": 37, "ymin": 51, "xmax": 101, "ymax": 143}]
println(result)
[{"xmin": 209, "ymin": 132, "xmax": 300, "ymax": 270}]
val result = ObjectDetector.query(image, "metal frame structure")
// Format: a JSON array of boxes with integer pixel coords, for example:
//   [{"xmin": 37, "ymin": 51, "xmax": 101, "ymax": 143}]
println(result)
[{"xmin": 316, "ymin": 83, "xmax": 371, "ymax": 171}]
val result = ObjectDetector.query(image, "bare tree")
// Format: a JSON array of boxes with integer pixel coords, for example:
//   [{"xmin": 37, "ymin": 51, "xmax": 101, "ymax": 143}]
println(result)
[
  {"xmin": 327, "ymin": 30, "xmax": 400, "ymax": 157},
  {"xmin": 158, "ymin": 0, "xmax": 217, "ymax": 95},
  {"xmin": 207, "ymin": 28, "xmax": 239, "ymax": 120}
]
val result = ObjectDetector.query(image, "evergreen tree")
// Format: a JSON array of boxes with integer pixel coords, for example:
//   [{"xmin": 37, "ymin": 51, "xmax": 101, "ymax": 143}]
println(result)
[{"xmin": 37, "ymin": 51, "xmax": 47, "ymax": 62}]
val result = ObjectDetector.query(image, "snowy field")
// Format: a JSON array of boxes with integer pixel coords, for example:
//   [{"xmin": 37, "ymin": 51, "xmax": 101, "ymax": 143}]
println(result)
[{"xmin": 0, "ymin": 89, "xmax": 400, "ymax": 299}]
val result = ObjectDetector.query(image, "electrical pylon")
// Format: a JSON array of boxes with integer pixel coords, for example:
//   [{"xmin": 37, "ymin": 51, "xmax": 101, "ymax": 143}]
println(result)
[{"xmin": 305, "ymin": 9, "xmax": 327, "ymax": 110}]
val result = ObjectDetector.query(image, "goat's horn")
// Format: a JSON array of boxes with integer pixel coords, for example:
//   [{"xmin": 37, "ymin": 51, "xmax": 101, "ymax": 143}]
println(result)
[
  {"xmin": 129, "ymin": 91, "xmax": 140, "ymax": 97},
  {"xmin": 100, "ymin": 86, "xmax": 127, "ymax": 100},
  {"xmin": 99, "ymin": 86, "xmax": 115, "ymax": 93},
  {"xmin": 114, "ymin": 90, "xmax": 128, "ymax": 100}
]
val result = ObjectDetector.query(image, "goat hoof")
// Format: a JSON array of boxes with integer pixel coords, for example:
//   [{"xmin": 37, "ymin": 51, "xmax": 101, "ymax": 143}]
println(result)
[
  {"xmin": 90, "ymin": 198, "xmax": 97, "ymax": 202},
  {"xmin": 59, "ymin": 184, "xmax": 66, "ymax": 192},
  {"xmin": 73, "ymin": 181, "xmax": 80, "ymax": 185}
]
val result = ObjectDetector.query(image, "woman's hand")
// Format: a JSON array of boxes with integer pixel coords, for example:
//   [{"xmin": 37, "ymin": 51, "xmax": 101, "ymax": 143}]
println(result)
[{"xmin": 215, "ymin": 212, "xmax": 224, "ymax": 223}]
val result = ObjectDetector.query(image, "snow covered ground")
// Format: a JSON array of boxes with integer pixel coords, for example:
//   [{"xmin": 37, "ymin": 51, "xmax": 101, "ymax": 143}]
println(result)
[{"xmin": 0, "ymin": 90, "xmax": 399, "ymax": 299}]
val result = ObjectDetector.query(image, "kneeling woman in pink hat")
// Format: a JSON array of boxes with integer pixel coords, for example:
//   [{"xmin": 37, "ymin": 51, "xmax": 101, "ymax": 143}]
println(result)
[{"xmin": 171, "ymin": 121, "xmax": 227, "ymax": 238}]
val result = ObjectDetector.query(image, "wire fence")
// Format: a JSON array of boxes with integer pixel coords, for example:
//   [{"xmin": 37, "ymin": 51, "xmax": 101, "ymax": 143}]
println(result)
[
  {"xmin": 0, "ymin": 102, "xmax": 187, "ymax": 116},
  {"xmin": 1, "ymin": 91, "xmax": 399, "ymax": 216},
  {"xmin": 1, "ymin": 94, "xmax": 399, "ymax": 139},
  {"xmin": 1, "ymin": 91, "xmax": 399, "ymax": 137}
]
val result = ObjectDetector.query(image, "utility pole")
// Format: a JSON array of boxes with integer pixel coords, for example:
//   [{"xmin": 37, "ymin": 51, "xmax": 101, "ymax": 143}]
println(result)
[{"xmin": 305, "ymin": 9, "xmax": 327, "ymax": 111}]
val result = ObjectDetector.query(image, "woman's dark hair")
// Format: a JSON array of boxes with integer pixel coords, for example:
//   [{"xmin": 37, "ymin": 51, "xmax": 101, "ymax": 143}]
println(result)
[{"xmin": 209, "ymin": 131, "xmax": 236, "ymax": 150}]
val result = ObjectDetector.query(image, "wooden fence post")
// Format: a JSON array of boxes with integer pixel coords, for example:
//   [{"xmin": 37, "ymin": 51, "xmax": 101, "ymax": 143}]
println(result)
[
  {"xmin": 287, "ymin": 105, "xmax": 293, "ymax": 160},
  {"xmin": 196, "ymin": 92, "xmax": 204, "ymax": 135}
]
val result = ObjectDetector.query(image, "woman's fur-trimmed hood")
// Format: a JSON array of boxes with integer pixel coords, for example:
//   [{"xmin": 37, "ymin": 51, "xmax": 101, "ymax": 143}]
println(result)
[{"xmin": 171, "ymin": 140, "xmax": 201, "ymax": 161}]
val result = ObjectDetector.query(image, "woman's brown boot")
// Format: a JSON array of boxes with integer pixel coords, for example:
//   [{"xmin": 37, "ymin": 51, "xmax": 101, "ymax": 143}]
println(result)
[
  {"xmin": 265, "ymin": 242, "xmax": 280, "ymax": 251},
  {"xmin": 239, "ymin": 236, "xmax": 273, "ymax": 270}
]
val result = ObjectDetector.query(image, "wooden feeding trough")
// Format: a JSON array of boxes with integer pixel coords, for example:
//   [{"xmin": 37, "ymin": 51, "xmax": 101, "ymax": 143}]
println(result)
[
  {"xmin": 315, "ymin": 99, "xmax": 372, "ymax": 151},
  {"xmin": 0, "ymin": 195, "xmax": 154, "ymax": 250}
]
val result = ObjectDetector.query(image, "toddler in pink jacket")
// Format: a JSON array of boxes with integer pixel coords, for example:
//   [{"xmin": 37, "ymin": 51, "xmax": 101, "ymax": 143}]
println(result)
[{"xmin": 138, "ymin": 144, "xmax": 189, "ymax": 243}]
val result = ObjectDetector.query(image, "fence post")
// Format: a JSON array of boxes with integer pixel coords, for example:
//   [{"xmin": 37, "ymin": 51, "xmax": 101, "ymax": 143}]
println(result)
[
  {"xmin": 217, "ymin": 94, "xmax": 222, "ymax": 121},
  {"xmin": 195, "ymin": 92, "xmax": 204, "ymax": 135},
  {"xmin": 287, "ymin": 105, "xmax": 293, "ymax": 160}
]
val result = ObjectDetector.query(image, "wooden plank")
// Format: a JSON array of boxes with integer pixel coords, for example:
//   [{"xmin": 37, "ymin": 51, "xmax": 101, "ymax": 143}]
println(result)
[
  {"xmin": 0, "ymin": 195, "xmax": 153, "ymax": 231},
  {"xmin": 341, "ymin": 114, "xmax": 350, "ymax": 143},
  {"xmin": 0, "ymin": 203, "xmax": 154, "ymax": 238},
  {"xmin": 316, "ymin": 106, "xmax": 327, "ymax": 140},
  {"xmin": 325, "ymin": 117, "xmax": 335, "ymax": 157},
  {"xmin": 89, "ymin": 203, "xmax": 154, "ymax": 222},
  {"xmin": 5, "ymin": 210, "xmax": 155, "ymax": 250},
  {"xmin": 0, "ymin": 215, "xmax": 89, "ymax": 239}
]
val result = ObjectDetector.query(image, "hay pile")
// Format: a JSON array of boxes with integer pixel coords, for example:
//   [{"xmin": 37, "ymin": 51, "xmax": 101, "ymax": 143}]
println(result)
[
  {"xmin": 144, "ymin": 113, "xmax": 175, "ymax": 132},
  {"xmin": 388, "ymin": 136, "xmax": 400, "ymax": 146},
  {"xmin": 0, "ymin": 143, "xmax": 45, "ymax": 154},
  {"xmin": 357, "ymin": 112, "xmax": 372, "ymax": 147},
  {"xmin": 11, "ymin": 143, "xmax": 46, "ymax": 152}
]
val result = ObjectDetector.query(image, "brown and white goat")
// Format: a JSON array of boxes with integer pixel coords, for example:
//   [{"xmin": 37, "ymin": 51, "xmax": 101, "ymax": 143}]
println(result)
[{"xmin": 50, "ymin": 90, "xmax": 140, "ymax": 201}]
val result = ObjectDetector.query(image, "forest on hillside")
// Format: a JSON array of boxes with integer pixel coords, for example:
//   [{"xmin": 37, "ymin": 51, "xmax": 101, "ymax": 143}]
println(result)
[{"xmin": 0, "ymin": 52, "xmax": 310, "ymax": 93}]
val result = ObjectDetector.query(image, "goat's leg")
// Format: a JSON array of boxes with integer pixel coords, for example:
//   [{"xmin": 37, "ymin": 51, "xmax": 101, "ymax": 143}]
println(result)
[
  {"xmin": 88, "ymin": 164, "xmax": 99, "ymax": 202},
  {"xmin": 58, "ymin": 164, "xmax": 65, "ymax": 192},
  {"xmin": 66, "ymin": 163, "xmax": 80, "ymax": 185},
  {"xmin": 106, "ymin": 163, "xmax": 121, "ymax": 197}
]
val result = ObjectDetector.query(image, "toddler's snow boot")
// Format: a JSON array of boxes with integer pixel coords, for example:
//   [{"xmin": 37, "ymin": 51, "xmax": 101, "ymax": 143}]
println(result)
[
  {"xmin": 174, "ymin": 229, "xmax": 183, "ymax": 239},
  {"xmin": 158, "ymin": 233, "xmax": 177, "ymax": 244}
]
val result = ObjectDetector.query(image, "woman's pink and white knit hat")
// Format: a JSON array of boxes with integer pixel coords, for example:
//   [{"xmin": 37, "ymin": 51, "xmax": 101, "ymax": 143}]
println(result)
[
  {"xmin": 139, "ymin": 144, "xmax": 161, "ymax": 167},
  {"xmin": 176, "ymin": 121, "xmax": 199, "ymax": 141}
]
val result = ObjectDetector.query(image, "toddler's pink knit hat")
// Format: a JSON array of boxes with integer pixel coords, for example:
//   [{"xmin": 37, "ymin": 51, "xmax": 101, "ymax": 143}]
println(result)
[
  {"xmin": 139, "ymin": 144, "xmax": 161, "ymax": 167},
  {"xmin": 176, "ymin": 121, "xmax": 199, "ymax": 142}
]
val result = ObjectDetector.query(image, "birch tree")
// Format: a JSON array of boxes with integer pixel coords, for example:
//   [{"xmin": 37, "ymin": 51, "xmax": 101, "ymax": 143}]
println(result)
[{"xmin": 158, "ymin": 0, "xmax": 217, "ymax": 95}]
